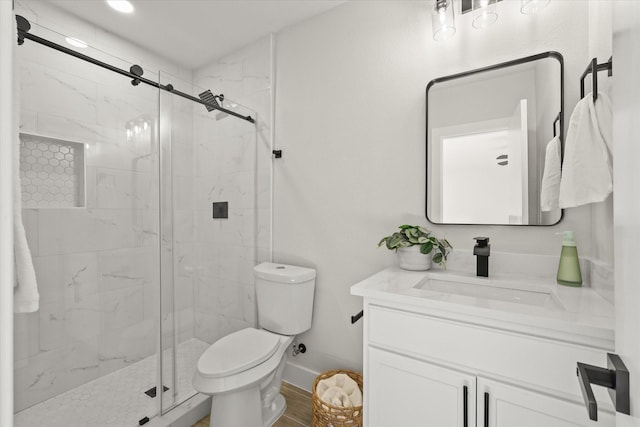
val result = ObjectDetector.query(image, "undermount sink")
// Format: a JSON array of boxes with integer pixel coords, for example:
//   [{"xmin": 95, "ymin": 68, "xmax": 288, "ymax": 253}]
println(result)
[{"xmin": 415, "ymin": 275, "xmax": 564, "ymax": 310}]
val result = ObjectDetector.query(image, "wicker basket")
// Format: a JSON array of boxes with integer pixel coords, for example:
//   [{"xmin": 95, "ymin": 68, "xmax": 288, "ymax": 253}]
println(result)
[{"xmin": 312, "ymin": 369, "xmax": 363, "ymax": 427}]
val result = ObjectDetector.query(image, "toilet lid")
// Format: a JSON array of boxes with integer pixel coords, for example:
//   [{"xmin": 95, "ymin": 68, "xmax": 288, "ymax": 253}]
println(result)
[{"xmin": 197, "ymin": 328, "xmax": 281, "ymax": 378}]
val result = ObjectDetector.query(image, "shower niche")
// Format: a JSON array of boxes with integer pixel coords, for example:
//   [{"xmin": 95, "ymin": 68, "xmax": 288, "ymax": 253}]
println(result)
[{"xmin": 19, "ymin": 133, "xmax": 86, "ymax": 208}]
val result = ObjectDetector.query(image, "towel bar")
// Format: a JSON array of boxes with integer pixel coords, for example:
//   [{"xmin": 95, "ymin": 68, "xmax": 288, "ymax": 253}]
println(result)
[
  {"xmin": 351, "ymin": 310, "xmax": 363, "ymax": 324},
  {"xmin": 580, "ymin": 57, "xmax": 613, "ymax": 102},
  {"xmin": 552, "ymin": 113, "xmax": 561, "ymax": 138}
]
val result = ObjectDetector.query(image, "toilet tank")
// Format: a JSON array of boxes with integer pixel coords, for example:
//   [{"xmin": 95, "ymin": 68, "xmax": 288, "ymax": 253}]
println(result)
[{"xmin": 254, "ymin": 262, "xmax": 316, "ymax": 335}]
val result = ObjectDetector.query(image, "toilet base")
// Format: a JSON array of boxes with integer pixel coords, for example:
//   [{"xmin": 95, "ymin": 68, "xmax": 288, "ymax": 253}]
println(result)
[
  {"xmin": 262, "ymin": 394, "xmax": 286, "ymax": 427},
  {"xmin": 208, "ymin": 388, "xmax": 286, "ymax": 427}
]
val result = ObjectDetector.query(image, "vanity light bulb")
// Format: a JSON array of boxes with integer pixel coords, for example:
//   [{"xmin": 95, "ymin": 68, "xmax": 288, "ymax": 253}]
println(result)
[
  {"xmin": 439, "ymin": 8, "xmax": 446, "ymax": 25},
  {"xmin": 431, "ymin": 0, "xmax": 456, "ymax": 41},
  {"xmin": 143, "ymin": 121, "xmax": 148, "ymax": 130},
  {"xmin": 472, "ymin": 0, "xmax": 498, "ymax": 29},
  {"xmin": 521, "ymin": 0, "xmax": 550, "ymax": 15}
]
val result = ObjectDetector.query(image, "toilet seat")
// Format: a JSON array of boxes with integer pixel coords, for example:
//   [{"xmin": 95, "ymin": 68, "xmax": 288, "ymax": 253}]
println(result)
[
  {"xmin": 193, "ymin": 329, "xmax": 293, "ymax": 396},
  {"xmin": 197, "ymin": 328, "xmax": 281, "ymax": 379}
]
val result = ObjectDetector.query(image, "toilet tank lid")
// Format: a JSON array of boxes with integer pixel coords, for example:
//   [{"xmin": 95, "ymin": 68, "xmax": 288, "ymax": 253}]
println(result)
[{"xmin": 254, "ymin": 262, "xmax": 316, "ymax": 283}]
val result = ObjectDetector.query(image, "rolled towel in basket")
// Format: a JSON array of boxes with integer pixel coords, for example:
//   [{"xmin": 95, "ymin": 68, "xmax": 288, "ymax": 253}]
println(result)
[
  {"xmin": 320, "ymin": 386, "xmax": 353, "ymax": 407},
  {"xmin": 316, "ymin": 373, "xmax": 363, "ymax": 407}
]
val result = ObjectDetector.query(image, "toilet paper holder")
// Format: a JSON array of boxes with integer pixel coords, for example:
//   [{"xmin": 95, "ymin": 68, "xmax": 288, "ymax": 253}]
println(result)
[{"xmin": 351, "ymin": 310, "xmax": 363, "ymax": 324}]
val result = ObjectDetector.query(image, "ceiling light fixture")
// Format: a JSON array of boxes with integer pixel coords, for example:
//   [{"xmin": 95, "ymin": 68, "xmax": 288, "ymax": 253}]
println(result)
[
  {"xmin": 65, "ymin": 37, "xmax": 88, "ymax": 49},
  {"xmin": 106, "ymin": 0, "xmax": 134, "ymax": 14}
]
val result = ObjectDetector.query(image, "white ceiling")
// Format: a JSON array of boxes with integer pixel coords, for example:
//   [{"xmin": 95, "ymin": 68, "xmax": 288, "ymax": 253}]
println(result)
[{"xmin": 47, "ymin": 0, "xmax": 345, "ymax": 69}]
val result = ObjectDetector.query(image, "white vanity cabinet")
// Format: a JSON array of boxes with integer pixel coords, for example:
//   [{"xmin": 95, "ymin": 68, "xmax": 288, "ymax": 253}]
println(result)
[
  {"xmin": 368, "ymin": 347, "xmax": 475, "ymax": 427},
  {"xmin": 366, "ymin": 346, "xmax": 615, "ymax": 427},
  {"xmin": 362, "ymin": 303, "xmax": 615, "ymax": 427},
  {"xmin": 477, "ymin": 377, "xmax": 615, "ymax": 427}
]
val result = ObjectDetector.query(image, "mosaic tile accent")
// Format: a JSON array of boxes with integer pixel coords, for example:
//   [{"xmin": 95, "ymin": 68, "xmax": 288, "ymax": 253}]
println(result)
[
  {"xmin": 19, "ymin": 133, "xmax": 85, "ymax": 208},
  {"xmin": 15, "ymin": 338, "xmax": 209, "ymax": 427}
]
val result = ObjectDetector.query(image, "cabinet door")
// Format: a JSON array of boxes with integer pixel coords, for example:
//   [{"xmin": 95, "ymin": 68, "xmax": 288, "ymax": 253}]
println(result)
[
  {"xmin": 368, "ymin": 347, "xmax": 475, "ymax": 427},
  {"xmin": 477, "ymin": 377, "xmax": 616, "ymax": 427}
]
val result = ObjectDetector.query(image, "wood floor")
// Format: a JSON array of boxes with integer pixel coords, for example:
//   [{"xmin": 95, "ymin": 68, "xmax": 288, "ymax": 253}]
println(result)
[{"xmin": 191, "ymin": 382, "xmax": 313, "ymax": 427}]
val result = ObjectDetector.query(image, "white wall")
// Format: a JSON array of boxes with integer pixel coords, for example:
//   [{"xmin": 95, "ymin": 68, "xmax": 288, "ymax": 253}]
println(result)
[
  {"xmin": 613, "ymin": 3, "xmax": 640, "ymax": 423},
  {"xmin": 273, "ymin": 0, "xmax": 607, "ymax": 384},
  {"xmin": 588, "ymin": 0, "xmax": 614, "ymax": 304}
]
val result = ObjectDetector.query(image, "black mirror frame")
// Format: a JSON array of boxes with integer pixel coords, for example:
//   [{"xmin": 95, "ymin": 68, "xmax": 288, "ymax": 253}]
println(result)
[{"xmin": 425, "ymin": 51, "xmax": 564, "ymax": 227}]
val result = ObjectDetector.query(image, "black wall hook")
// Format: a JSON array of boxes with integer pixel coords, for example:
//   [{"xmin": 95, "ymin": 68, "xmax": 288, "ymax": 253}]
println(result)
[{"xmin": 272, "ymin": 150, "xmax": 282, "ymax": 159}]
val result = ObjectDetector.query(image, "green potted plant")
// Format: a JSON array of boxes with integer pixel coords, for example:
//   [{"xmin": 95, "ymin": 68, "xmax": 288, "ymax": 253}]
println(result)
[{"xmin": 378, "ymin": 225, "xmax": 452, "ymax": 270}]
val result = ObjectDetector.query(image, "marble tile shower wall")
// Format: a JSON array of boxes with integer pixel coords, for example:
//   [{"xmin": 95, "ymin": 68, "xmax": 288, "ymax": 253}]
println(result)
[
  {"xmin": 192, "ymin": 37, "xmax": 272, "ymax": 345},
  {"xmin": 13, "ymin": 0, "xmax": 195, "ymax": 412}
]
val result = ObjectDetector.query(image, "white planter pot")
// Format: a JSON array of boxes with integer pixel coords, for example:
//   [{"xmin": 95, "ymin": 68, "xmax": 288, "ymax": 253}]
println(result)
[{"xmin": 397, "ymin": 246, "xmax": 432, "ymax": 271}]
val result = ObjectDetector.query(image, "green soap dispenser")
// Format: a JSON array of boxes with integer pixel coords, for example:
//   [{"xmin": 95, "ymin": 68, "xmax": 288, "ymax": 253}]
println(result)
[{"xmin": 556, "ymin": 231, "xmax": 582, "ymax": 287}]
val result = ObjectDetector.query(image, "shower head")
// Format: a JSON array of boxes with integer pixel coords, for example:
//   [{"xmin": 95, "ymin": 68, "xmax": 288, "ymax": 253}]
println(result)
[{"xmin": 198, "ymin": 90, "xmax": 223, "ymax": 112}]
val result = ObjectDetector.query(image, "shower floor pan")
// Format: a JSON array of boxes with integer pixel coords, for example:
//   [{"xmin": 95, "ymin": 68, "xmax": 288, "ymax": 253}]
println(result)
[{"xmin": 15, "ymin": 338, "xmax": 210, "ymax": 427}]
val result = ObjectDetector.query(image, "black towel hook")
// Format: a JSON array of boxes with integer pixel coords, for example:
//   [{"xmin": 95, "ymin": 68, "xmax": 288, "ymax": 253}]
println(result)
[{"xmin": 580, "ymin": 57, "xmax": 613, "ymax": 102}]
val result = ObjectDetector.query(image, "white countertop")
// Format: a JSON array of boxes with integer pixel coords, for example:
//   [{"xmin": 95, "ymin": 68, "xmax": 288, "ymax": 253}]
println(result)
[{"xmin": 351, "ymin": 267, "xmax": 615, "ymax": 349}]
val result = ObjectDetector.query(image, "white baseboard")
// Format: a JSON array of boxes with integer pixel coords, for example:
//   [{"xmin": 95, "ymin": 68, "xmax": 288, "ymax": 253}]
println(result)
[{"xmin": 282, "ymin": 361, "xmax": 319, "ymax": 393}]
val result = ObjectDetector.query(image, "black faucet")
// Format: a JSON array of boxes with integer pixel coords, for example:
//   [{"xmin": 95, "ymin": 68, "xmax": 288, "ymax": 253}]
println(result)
[{"xmin": 473, "ymin": 237, "xmax": 490, "ymax": 277}]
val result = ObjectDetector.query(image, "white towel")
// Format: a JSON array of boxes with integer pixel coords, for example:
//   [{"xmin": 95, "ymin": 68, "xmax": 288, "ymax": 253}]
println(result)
[
  {"xmin": 558, "ymin": 92, "xmax": 613, "ymax": 208},
  {"xmin": 316, "ymin": 373, "xmax": 363, "ymax": 407},
  {"xmin": 13, "ymin": 60, "xmax": 39, "ymax": 313},
  {"xmin": 320, "ymin": 386, "xmax": 354, "ymax": 408},
  {"xmin": 540, "ymin": 136, "xmax": 562, "ymax": 211}
]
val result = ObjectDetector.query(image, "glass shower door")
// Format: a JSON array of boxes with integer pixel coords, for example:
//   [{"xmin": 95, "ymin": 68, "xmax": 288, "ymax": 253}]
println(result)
[
  {"xmin": 158, "ymin": 71, "xmax": 200, "ymax": 414},
  {"xmin": 13, "ymin": 17, "xmax": 163, "ymax": 426},
  {"xmin": 157, "ymin": 70, "xmax": 260, "ymax": 414}
]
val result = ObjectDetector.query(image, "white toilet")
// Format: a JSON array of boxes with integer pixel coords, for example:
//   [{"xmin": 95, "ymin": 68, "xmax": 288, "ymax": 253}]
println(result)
[{"xmin": 193, "ymin": 262, "xmax": 316, "ymax": 427}]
